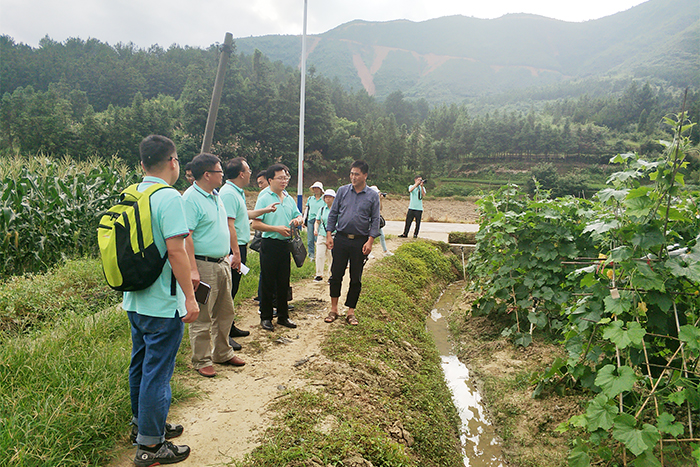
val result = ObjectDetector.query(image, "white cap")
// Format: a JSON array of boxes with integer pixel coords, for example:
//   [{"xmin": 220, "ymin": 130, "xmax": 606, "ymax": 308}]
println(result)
[
  {"xmin": 310, "ymin": 181, "xmax": 324, "ymax": 191},
  {"xmin": 323, "ymin": 189, "xmax": 336, "ymax": 198},
  {"xmin": 369, "ymin": 185, "xmax": 380, "ymax": 193}
]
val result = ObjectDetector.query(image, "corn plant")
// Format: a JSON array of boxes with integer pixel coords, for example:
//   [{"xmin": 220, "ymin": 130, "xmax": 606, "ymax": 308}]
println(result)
[{"xmin": 0, "ymin": 155, "xmax": 138, "ymax": 278}]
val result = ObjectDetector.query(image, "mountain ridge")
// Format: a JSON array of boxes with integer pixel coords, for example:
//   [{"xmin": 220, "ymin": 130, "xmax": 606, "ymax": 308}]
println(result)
[{"xmin": 234, "ymin": 0, "xmax": 699, "ymax": 103}]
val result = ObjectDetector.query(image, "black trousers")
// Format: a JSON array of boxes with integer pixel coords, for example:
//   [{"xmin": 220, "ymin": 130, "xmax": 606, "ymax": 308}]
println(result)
[
  {"xmin": 230, "ymin": 244, "xmax": 248, "ymax": 301},
  {"xmin": 329, "ymin": 234, "xmax": 367, "ymax": 309},
  {"xmin": 402, "ymin": 209, "xmax": 423, "ymax": 237},
  {"xmin": 259, "ymin": 238, "xmax": 290, "ymax": 321},
  {"xmin": 228, "ymin": 245, "xmax": 247, "ymax": 337}
]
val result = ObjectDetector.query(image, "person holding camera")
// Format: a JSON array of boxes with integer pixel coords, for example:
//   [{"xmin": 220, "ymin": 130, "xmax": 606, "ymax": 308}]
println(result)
[{"xmin": 398, "ymin": 176, "xmax": 426, "ymax": 238}]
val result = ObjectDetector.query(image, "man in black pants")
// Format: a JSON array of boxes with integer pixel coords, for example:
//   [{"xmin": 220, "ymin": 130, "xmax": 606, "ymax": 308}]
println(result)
[
  {"xmin": 398, "ymin": 175, "xmax": 426, "ymax": 238},
  {"xmin": 220, "ymin": 158, "xmax": 278, "ymax": 348},
  {"xmin": 251, "ymin": 164, "xmax": 303, "ymax": 332},
  {"xmin": 324, "ymin": 160, "xmax": 381, "ymax": 326}
]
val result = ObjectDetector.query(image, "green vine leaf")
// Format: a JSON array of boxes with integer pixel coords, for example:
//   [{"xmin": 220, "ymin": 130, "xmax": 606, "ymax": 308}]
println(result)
[
  {"xmin": 568, "ymin": 445, "xmax": 591, "ymax": 467},
  {"xmin": 679, "ymin": 325, "xmax": 700, "ymax": 352},
  {"xmin": 624, "ymin": 196, "xmax": 655, "ymax": 218},
  {"xmin": 658, "ymin": 412, "xmax": 684, "ymax": 437},
  {"xmin": 667, "ymin": 389, "xmax": 687, "ymax": 406},
  {"xmin": 631, "ymin": 450, "xmax": 662, "ymax": 467},
  {"xmin": 583, "ymin": 220, "xmax": 620, "ymax": 234},
  {"xmin": 612, "ymin": 414, "xmax": 661, "ymax": 456},
  {"xmin": 586, "ymin": 394, "xmax": 618, "ymax": 431},
  {"xmin": 629, "ymin": 261, "xmax": 665, "ymax": 291},
  {"xmin": 666, "ymin": 251, "xmax": 700, "ymax": 282},
  {"xmin": 604, "ymin": 294, "xmax": 632, "ymax": 316},
  {"xmin": 595, "ymin": 365, "xmax": 637, "ymax": 398},
  {"xmin": 603, "ymin": 321, "xmax": 632, "ymax": 348},
  {"xmin": 626, "ymin": 321, "xmax": 646, "ymax": 347}
]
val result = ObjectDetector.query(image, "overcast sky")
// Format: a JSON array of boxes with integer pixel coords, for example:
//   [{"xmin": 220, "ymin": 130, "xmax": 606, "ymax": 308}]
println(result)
[{"xmin": 1, "ymin": 0, "xmax": 648, "ymax": 49}]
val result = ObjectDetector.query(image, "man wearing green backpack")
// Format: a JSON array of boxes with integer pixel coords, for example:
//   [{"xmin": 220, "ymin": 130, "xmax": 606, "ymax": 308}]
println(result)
[{"xmin": 122, "ymin": 135, "xmax": 200, "ymax": 466}]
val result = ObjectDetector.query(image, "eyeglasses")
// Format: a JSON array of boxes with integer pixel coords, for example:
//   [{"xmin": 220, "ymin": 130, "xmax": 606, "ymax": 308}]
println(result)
[
  {"xmin": 206, "ymin": 170, "xmax": 223, "ymax": 174},
  {"xmin": 273, "ymin": 176, "xmax": 290, "ymax": 181},
  {"xmin": 169, "ymin": 157, "xmax": 179, "ymax": 162}
]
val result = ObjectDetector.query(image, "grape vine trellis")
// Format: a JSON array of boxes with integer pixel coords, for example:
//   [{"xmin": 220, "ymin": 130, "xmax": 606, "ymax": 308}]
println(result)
[{"xmin": 467, "ymin": 109, "xmax": 699, "ymax": 466}]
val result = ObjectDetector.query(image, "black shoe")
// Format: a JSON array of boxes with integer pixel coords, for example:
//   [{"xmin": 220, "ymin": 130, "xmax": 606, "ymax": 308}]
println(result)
[
  {"xmin": 277, "ymin": 318, "xmax": 297, "ymax": 329},
  {"xmin": 228, "ymin": 337, "xmax": 242, "ymax": 351},
  {"xmin": 130, "ymin": 423, "xmax": 183, "ymax": 444},
  {"xmin": 288, "ymin": 304, "xmax": 295, "ymax": 311},
  {"xmin": 252, "ymin": 296, "xmax": 259, "ymax": 303},
  {"xmin": 261, "ymin": 320, "xmax": 274, "ymax": 331},
  {"xmin": 413, "ymin": 235, "xmax": 418, "ymax": 238},
  {"xmin": 230, "ymin": 326, "xmax": 250, "ymax": 337},
  {"xmin": 398, "ymin": 234, "xmax": 407, "ymax": 238},
  {"xmin": 134, "ymin": 440, "xmax": 190, "ymax": 466}
]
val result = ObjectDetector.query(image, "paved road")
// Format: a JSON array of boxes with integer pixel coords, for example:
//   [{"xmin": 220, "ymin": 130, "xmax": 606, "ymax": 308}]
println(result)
[{"xmin": 382, "ymin": 220, "xmax": 479, "ymax": 243}]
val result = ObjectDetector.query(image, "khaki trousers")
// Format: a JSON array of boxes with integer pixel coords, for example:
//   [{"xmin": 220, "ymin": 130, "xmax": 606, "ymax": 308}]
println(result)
[{"xmin": 189, "ymin": 260, "xmax": 235, "ymax": 369}]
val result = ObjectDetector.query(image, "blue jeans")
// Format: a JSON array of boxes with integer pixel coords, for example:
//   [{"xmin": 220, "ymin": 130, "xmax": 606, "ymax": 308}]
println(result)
[
  {"xmin": 307, "ymin": 224, "xmax": 316, "ymax": 260},
  {"xmin": 128, "ymin": 310, "xmax": 184, "ymax": 446}
]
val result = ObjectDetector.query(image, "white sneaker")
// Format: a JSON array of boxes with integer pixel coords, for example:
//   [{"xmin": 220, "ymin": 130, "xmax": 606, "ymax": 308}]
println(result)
[
  {"xmin": 385, "ymin": 251, "xmax": 394, "ymax": 256},
  {"xmin": 368, "ymin": 254, "xmax": 375, "ymax": 259}
]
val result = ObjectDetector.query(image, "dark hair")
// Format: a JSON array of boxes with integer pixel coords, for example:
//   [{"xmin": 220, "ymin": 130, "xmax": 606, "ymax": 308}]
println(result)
[
  {"xmin": 184, "ymin": 161, "xmax": 193, "ymax": 172},
  {"xmin": 265, "ymin": 163, "xmax": 290, "ymax": 182},
  {"xmin": 255, "ymin": 171, "xmax": 267, "ymax": 180},
  {"xmin": 190, "ymin": 153, "xmax": 221, "ymax": 180},
  {"xmin": 225, "ymin": 157, "xmax": 247, "ymax": 180},
  {"xmin": 139, "ymin": 135, "xmax": 176, "ymax": 170},
  {"xmin": 351, "ymin": 160, "xmax": 369, "ymax": 174}
]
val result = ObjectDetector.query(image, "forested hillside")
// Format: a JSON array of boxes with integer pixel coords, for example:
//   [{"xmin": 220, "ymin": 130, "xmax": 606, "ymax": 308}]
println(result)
[
  {"xmin": 236, "ymin": 0, "xmax": 699, "ymax": 102},
  {"xmin": 1, "ymin": 0, "xmax": 699, "ymax": 190}
]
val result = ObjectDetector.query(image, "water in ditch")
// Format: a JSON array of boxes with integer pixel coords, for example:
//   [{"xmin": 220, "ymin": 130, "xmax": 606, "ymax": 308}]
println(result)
[{"xmin": 426, "ymin": 281, "xmax": 505, "ymax": 467}]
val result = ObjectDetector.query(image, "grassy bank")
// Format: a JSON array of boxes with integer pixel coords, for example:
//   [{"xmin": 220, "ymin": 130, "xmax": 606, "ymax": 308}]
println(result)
[
  {"xmin": 0, "ymin": 259, "xmax": 196, "ymax": 466},
  {"xmin": 238, "ymin": 240, "xmax": 465, "ymax": 467},
  {"xmin": 0, "ymin": 251, "xmax": 313, "ymax": 467}
]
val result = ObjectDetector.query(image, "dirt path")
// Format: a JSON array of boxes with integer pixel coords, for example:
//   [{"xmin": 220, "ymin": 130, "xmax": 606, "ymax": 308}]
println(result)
[
  {"xmin": 109, "ymin": 243, "xmax": 401, "ymax": 467},
  {"xmin": 110, "ymin": 198, "xmax": 480, "ymax": 466}
]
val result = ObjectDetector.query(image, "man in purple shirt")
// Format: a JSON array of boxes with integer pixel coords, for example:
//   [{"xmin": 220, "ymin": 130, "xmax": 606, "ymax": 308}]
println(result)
[{"xmin": 324, "ymin": 160, "xmax": 380, "ymax": 326}]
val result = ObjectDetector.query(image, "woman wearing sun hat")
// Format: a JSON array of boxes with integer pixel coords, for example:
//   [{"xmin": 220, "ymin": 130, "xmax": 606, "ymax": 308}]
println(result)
[
  {"xmin": 305, "ymin": 181, "xmax": 325, "ymax": 261},
  {"xmin": 313, "ymin": 188, "xmax": 336, "ymax": 281}
]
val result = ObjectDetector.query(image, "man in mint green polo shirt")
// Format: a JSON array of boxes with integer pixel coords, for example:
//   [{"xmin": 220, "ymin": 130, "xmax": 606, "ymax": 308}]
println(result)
[
  {"xmin": 251, "ymin": 163, "xmax": 303, "ymax": 332},
  {"xmin": 399, "ymin": 175, "xmax": 427, "ymax": 238},
  {"xmin": 220, "ymin": 157, "xmax": 278, "ymax": 346},
  {"xmin": 123, "ymin": 135, "xmax": 198, "ymax": 466},
  {"xmin": 183, "ymin": 153, "xmax": 245, "ymax": 378}
]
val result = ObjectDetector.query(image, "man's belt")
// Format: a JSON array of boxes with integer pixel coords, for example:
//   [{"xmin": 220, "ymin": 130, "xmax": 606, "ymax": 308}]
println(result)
[
  {"xmin": 194, "ymin": 255, "xmax": 225, "ymax": 263},
  {"xmin": 336, "ymin": 232, "xmax": 368, "ymax": 241}
]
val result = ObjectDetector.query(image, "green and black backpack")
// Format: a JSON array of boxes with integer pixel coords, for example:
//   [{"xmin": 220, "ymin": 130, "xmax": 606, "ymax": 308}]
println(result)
[{"xmin": 98, "ymin": 183, "xmax": 175, "ymax": 291}]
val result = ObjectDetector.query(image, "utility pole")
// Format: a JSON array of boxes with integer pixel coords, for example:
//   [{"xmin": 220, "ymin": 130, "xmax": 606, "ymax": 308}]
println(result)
[
  {"xmin": 201, "ymin": 32, "xmax": 234, "ymax": 154},
  {"xmin": 296, "ymin": 0, "xmax": 308, "ymax": 210}
]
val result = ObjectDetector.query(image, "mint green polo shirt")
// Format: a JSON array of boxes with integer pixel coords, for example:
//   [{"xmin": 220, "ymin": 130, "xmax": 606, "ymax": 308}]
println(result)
[
  {"xmin": 254, "ymin": 190, "xmax": 301, "ymax": 240},
  {"xmin": 182, "ymin": 182, "xmax": 230, "ymax": 257},
  {"xmin": 305, "ymin": 195, "xmax": 325, "ymax": 222},
  {"xmin": 316, "ymin": 204, "xmax": 332, "ymax": 236},
  {"xmin": 408, "ymin": 184, "xmax": 425, "ymax": 211},
  {"xmin": 220, "ymin": 180, "xmax": 250, "ymax": 245},
  {"xmin": 122, "ymin": 176, "xmax": 189, "ymax": 318}
]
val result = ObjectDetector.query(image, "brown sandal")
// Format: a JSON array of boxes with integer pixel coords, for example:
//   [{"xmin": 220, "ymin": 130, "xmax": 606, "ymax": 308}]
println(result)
[
  {"xmin": 324, "ymin": 311, "xmax": 339, "ymax": 323},
  {"xmin": 345, "ymin": 314, "xmax": 358, "ymax": 326}
]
